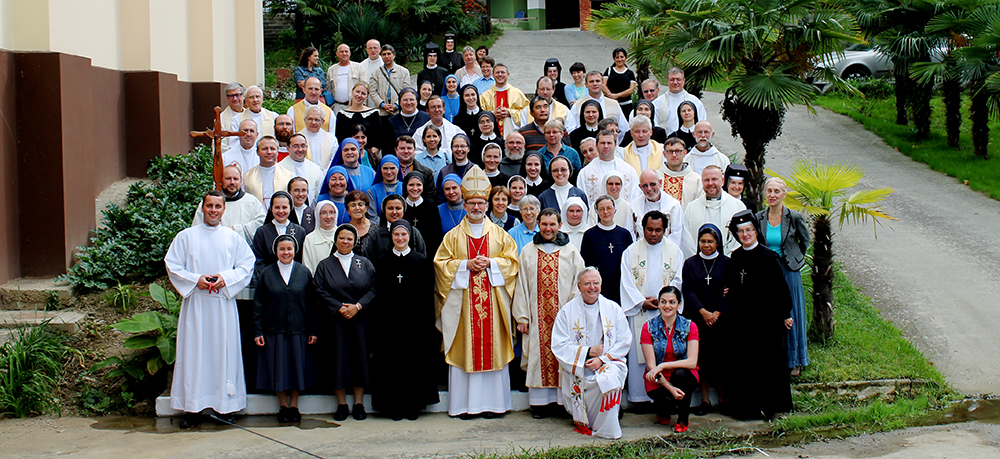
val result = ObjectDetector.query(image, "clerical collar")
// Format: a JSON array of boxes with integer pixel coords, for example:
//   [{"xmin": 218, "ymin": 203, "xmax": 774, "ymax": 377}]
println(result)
[
  {"xmin": 467, "ymin": 108, "xmax": 480, "ymax": 115},
  {"xmin": 598, "ymin": 222, "xmax": 616, "ymax": 231},
  {"xmin": 699, "ymin": 251, "xmax": 719, "ymax": 260},
  {"xmin": 706, "ymin": 195, "xmax": 722, "ymax": 201},
  {"xmin": 455, "ymin": 159, "xmax": 469, "ymax": 166},
  {"xmin": 495, "ymin": 84, "xmax": 509, "ymax": 91},
  {"xmin": 480, "ymin": 133, "xmax": 496, "ymax": 141},
  {"xmin": 586, "ymin": 125, "xmax": 598, "ymax": 132},
  {"xmin": 401, "ymin": 109, "xmax": 418, "ymax": 116},
  {"xmin": 225, "ymin": 189, "xmax": 245, "ymax": 202},
  {"xmin": 406, "ymin": 196, "xmax": 423, "ymax": 206},
  {"xmin": 393, "ymin": 246, "xmax": 411, "ymax": 257},
  {"xmin": 526, "ymin": 177, "xmax": 542, "ymax": 186}
]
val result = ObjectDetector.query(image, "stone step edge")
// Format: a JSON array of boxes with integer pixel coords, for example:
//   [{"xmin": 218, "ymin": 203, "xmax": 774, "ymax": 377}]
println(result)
[{"xmin": 0, "ymin": 311, "xmax": 86, "ymax": 333}]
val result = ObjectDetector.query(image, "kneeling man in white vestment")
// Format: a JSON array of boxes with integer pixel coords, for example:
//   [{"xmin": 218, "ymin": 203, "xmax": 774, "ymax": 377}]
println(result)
[{"xmin": 551, "ymin": 267, "xmax": 631, "ymax": 439}]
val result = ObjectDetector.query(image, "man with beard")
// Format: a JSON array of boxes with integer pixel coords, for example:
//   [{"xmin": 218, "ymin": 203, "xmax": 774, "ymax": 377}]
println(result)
[
  {"xmin": 434, "ymin": 167, "xmax": 520, "ymax": 419},
  {"xmin": 681, "ymin": 165, "xmax": 745, "ymax": 257},
  {"xmin": 193, "ymin": 165, "xmax": 265, "ymax": 245},
  {"xmin": 500, "ymin": 131, "xmax": 526, "ymax": 177},
  {"xmin": 629, "ymin": 169, "xmax": 684, "ymax": 249},
  {"xmin": 658, "ymin": 137, "xmax": 702, "ymax": 207},
  {"xmin": 273, "ymin": 114, "xmax": 295, "ymax": 160},
  {"xmin": 687, "ymin": 121, "xmax": 731, "ymax": 175}
]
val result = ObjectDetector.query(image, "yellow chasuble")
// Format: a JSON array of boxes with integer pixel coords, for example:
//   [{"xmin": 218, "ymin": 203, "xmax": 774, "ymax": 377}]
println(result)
[
  {"xmin": 291, "ymin": 100, "xmax": 333, "ymax": 132},
  {"xmin": 479, "ymin": 85, "xmax": 530, "ymax": 138},
  {"xmin": 621, "ymin": 140, "xmax": 664, "ymax": 176},
  {"xmin": 434, "ymin": 218, "xmax": 520, "ymax": 373}
]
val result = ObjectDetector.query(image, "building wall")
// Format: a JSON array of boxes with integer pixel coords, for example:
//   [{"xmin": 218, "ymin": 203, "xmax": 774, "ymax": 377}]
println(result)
[{"xmin": 0, "ymin": 49, "xmax": 18, "ymax": 283}]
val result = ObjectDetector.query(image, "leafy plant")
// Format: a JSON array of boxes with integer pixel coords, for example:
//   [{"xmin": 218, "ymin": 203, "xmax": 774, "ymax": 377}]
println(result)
[
  {"xmin": 0, "ymin": 325, "xmax": 68, "ymax": 418},
  {"xmin": 104, "ymin": 282, "xmax": 138, "ymax": 313},
  {"xmin": 78, "ymin": 385, "xmax": 135, "ymax": 415},
  {"xmin": 91, "ymin": 283, "xmax": 181, "ymax": 378},
  {"xmin": 58, "ymin": 146, "xmax": 213, "ymax": 292},
  {"xmin": 45, "ymin": 291, "xmax": 62, "ymax": 311},
  {"xmin": 767, "ymin": 160, "xmax": 896, "ymax": 341},
  {"xmin": 446, "ymin": 12, "xmax": 484, "ymax": 42}
]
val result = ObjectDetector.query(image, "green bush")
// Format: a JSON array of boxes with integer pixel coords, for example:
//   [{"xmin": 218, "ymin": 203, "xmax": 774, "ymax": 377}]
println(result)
[
  {"xmin": 92, "ymin": 283, "xmax": 181, "ymax": 379},
  {"xmin": 0, "ymin": 325, "xmax": 69, "ymax": 418},
  {"xmin": 58, "ymin": 147, "xmax": 214, "ymax": 293}
]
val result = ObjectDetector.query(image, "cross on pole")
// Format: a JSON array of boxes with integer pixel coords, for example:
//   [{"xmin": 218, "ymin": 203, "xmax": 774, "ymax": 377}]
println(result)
[{"xmin": 190, "ymin": 106, "xmax": 241, "ymax": 190}]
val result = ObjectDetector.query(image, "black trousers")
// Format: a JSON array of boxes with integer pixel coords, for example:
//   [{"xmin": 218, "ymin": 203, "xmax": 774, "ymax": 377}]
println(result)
[{"xmin": 647, "ymin": 368, "xmax": 698, "ymax": 424}]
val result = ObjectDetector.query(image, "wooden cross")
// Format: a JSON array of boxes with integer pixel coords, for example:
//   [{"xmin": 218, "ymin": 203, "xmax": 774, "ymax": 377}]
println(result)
[{"xmin": 190, "ymin": 106, "xmax": 241, "ymax": 190}]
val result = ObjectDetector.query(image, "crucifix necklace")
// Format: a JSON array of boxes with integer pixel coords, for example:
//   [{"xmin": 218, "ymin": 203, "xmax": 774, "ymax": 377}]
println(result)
[
  {"xmin": 608, "ymin": 242, "xmax": 615, "ymax": 253},
  {"xmin": 397, "ymin": 273, "xmax": 404, "ymax": 284},
  {"xmin": 700, "ymin": 257, "xmax": 717, "ymax": 285}
]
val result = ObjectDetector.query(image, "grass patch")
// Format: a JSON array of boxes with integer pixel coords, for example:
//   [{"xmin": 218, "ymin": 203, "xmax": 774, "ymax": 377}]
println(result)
[
  {"xmin": 0, "ymin": 325, "xmax": 71, "ymax": 418},
  {"xmin": 814, "ymin": 91, "xmax": 1000, "ymax": 200}
]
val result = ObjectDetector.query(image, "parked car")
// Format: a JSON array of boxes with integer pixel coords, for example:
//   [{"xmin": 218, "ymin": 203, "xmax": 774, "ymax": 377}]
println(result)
[{"xmin": 811, "ymin": 43, "xmax": 947, "ymax": 92}]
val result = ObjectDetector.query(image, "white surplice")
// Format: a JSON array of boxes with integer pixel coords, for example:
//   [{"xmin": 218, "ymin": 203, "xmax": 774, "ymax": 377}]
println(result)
[
  {"xmin": 618, "ymin": 238, "xmax": 683, "ymax": 403},
  {"xmin": 551, "ymin": 294, "xmax": 631, "ymax": 439},
  {"xmin": 575, "ymin": 158, "xmax": 641, "ymax": 205},
  {"xmin": 165, "ymin": 224, "xmax": 255, "ymax": 414},
  {"xmin": 191, "ymin": 192, "xmax": 265, "ymax": 246},
  {"xmin": 681, "ymin": 193, "xmax": 746, "ymax": 258},
  {"xmin": 278, "ymin": 155, "xmax": 326, "ymax": 203},
  {"xmin": 628, "ymin": 191, "xmax": 684, "ymax": 249}
]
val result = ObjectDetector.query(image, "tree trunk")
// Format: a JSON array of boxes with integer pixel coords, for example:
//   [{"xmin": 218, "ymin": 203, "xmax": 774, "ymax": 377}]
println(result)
[
  {"xmin": 894, "ymin": 65, "xmax": 909, "ymax": 126},
  {"xmin": 910, "ymin": 78, "xmax": 932, "ymax": 139},
  {"xmin": 294, "ymin": 9, "xmax": 305, "ymax": 51},
  {"xmin": 743, "ymin": 141, "xmax": 766, "ymax": 211},
  {"xmin": 942, "ymin": 75, "xmax": 962, "ymax": 148},
  {"xmin": 970, "ymin": 79, "xmax": 990, "ymax": 160},
  {"xmin": 810, "ymin": 216, "xmax": 835, "ymax": 342},
  {"xmin": 721, "ymin": 90, "xmax": 785, "ymax": 210}
]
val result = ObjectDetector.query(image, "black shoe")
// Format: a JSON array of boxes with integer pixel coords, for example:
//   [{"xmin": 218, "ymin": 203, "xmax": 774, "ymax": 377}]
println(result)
[
  {"xmin": 694, "ymin": 402, "xmax": 711, "ymax": 416},
  {"xmin": 458, "ymin": 413, "xmax": 475, "ymax": 420},
  {"xmin": 352, "ymin": 403, "xmax": 367, "ymax": 420},
  {"xmin": 213, "ymin": 412, "xmax": 236, "ymax": 425},
  {"xmin": 179, "ymin": 412, "xmax": 201, "ymax": 429},
  {"xmin": 531, "ymin": 406, "xmax": 548, "ymax": 419},
  {"xmin": 289, "ymin": 406, "xmax": 301, "ymax": 423},
  {"xmin": 405, "ymin": 411, "xmax": 419, "ymax": 421},
  {"xmin": 276, "ymin": 406, "xmax": 289, "ymax": 423},
  {"xmin": 482, "ymin": 411, "xmax": 504, "ymax": 419},
  {"xmin": 333, "ymin": 404, "xmax": 350, "ymax": 421}
]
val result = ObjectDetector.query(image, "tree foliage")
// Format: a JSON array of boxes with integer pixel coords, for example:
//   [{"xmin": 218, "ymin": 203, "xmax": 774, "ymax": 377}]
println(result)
[{"xmin": 592, "ymin": 0, "xmax": 863, "ymax": 207}]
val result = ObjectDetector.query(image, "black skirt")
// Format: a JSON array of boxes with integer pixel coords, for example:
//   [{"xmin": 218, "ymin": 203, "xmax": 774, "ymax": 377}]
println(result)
[{"xmin": 256, "ymin": 333, "xmax": 315, "ymax": 393}]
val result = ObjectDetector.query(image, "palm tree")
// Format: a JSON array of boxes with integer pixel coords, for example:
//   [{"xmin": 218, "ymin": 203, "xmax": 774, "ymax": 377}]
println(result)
[
  {"xmin": 591, "ymin": 0, "xmax": 862, "ymax": 208},
  {"xmin": 920, "ymin": 1, "xmax": 1000, "ymax": 159},
  {"xmin": 767, "ymin": 160, "xmax": 896, "ymax": 341}
]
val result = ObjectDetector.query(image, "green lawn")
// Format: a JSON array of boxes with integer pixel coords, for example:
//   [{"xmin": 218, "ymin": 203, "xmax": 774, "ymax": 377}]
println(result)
[{"xmin": 814, "ymin": 91, "xmax": 1000, "ymax": 200}]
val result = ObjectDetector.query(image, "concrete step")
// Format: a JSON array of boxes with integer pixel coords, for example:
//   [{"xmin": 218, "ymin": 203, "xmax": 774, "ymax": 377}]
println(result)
[
  {"xmin": 0, "ymin": 310, "xmax": 86, "ymax": 333},
  {"xmin": 0, "ymin": 329, "xmax": 12, "ymax": 347},
  {"xmin": 0, "ymin": 278, "xmax": 73, "ymax": 310}
]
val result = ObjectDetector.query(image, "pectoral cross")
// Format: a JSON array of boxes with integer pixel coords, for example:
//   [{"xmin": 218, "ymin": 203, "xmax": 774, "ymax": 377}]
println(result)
[
  {"xmin": 397, "ymin": 273, "xmax": 404, "ymax": 284},
  {"xmin": 608, "ymin": 243, "xmax": 615, "ymax": 253},
  {"xmin": 189, "ymin": 106, "xmax": 241, "ymax": 190},
  {"xmin": 705, "ymin": 273, "xmax": 712, "ymax": 285},
  {"xmin": 355, "ymin": 259, "xmax": 363, "ymax": 269},
  {"xmin": 740, "ymin": 269, "xmax": 746, "ymax": 283}
]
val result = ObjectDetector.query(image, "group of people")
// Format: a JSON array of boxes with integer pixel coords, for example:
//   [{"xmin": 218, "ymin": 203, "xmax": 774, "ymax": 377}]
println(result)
[{"xmin": 165, "ymin": 37, "xmax": 813, "ymax": 439}]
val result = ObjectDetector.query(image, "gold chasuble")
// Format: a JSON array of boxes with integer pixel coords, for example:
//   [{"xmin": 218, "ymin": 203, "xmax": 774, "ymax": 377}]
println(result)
[
  {"xmin": 536, "ymin": 251, "xmax": 561, "ymax": 387},
  {"xmin": 434, "ymin": 218, "xmax": 520, "ymax": 373},
  {"xmin": 291, "ymin": 100, "xmax": 333, "ymax": 132},
  {"xmin": 480, "ymin": 85, "xmax": 530, "ymax": 138}
]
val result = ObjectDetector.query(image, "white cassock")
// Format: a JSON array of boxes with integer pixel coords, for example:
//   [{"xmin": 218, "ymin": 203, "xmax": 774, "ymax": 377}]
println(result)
[
  {"xmin": 165, "ymin": 224, "xmax": 255, "ymax": 414},
  {"xmin": 300, "ymin": 128, "xmax": 338, "ymax": 170},
  {"xmin": 551, "ymin": 294, "xmax": 631, "ymax": 439},
  {"xmin": 576, "ymin": 158, "xmax": 641, "ymax": 205},
  {"xmin": 682, "ymin": 194, "xmax": 746, "ymax": 258},
  {"xmin": 653, "ymin": 91, "xmax": 707, "ymax": 133},
  {"xmin": 628, "ymin": 191, "xmax": 684, "ymax": 249},
  {"xmin": 619, "ymin": 237, "xmax": 683, "ymax": 403},
  {"xmin": 191, "ymin": 192, "xmax": 265, "ymax": 246},
  {"xmin": 413, "ymin": 119, "xmax": 463, "ymax": 151},
  {"xmin": 279, "ymin": 156, "xmax": 326, "ymax": 203},
  {"xmin": 222, "ymin": 144, "xmax": 259, "ymax": 176},
  {"xmin": 686, "ymin": 145, "xmax": 731, "ymax": 176},
  {"xmin": 512, "ymin": 241, "xmax": 585, "ymax": 406}
]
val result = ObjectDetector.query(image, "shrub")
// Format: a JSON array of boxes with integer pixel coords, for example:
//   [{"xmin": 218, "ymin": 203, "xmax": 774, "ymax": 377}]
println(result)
[
  {"xmin": 92, "ymin": 283, "xmax": 181, "ymax": 379},
  {"xmin": 0, "ymin": 325, "xmax": 69, "ymax": 418},
  {"xmin": 58, "ymin": 147, "xmax": 214, "ymax": 293}
]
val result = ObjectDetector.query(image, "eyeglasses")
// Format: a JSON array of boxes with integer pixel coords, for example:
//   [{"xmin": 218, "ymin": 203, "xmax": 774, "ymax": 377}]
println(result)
[
  {"xmin": 665, "ymin": 149, "xmax": 686, "ymax": 154},
  {"xmin": 737, "ymin": 228, "xmax": 756, "ymax": 235},
  {"xmin": 639, "ymin": 183, "xmax": 658, "ymax": 189},
  {"xmin": 551, "ymin": 168, "xmax": 569, "ymax": 173},
  {"xmin": 226, "ymin": 93, "xmax": 243, "ymax": 99},
  {"xmin": 467, "ymin": 202, "xmax": 487, "ymax": 208}
]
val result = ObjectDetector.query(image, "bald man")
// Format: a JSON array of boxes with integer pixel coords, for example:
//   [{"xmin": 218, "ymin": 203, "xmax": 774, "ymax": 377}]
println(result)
[
  {"xmin": 687, "ymin": 121, "xmax": 730, "ymax": 175},
  {"xmin": 628, "ymin": 168, "xmax": 684, "ymax": 249},
  {"xmin": 327, "ymin": 43, "xmax": 368, "ymax": 114},
  {"xmin": 286, "ymin": 77, "xmax": 334, "ymax": 132}
]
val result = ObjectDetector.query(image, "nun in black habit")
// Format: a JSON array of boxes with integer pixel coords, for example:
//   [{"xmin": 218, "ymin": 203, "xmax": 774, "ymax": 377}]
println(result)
[
  {"xmin": 724, "ymin": 164, "xmax": 758, "ymax": 213},
  {"xmin": 313, "ymin": 223, "xmax": 378, "ymax": 421},
  {"xmin": 543, "ymin": 58, "xmax": 570, "ymax": 107},
  {"xmin": 370, "ymin": 220, "xmax": 441, "ymax": 420},
  {"xmin": 719, "ymin": 210, "xmax": 793, "ymax": 420}
]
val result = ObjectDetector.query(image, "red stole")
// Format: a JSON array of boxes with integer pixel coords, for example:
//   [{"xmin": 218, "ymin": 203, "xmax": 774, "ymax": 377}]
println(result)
[
  {"xmin": 495, "ymin": 89, "xmax": 509, "ymax": 132},
  {"xmin": 467, "ymin": 235, "xmax": 494, "ymax": 372},
  {"xmin": 663, "ymin": 175, "xmax": 684, "ymax": 202},
  {"xmin": 537, "ymin": 250, "xmax": 560, "ymax": 387}
]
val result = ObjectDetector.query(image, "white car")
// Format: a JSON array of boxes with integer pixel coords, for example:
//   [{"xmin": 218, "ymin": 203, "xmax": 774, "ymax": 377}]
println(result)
[{"xmin": 811, "ymin": 44, "xmax": 892, "ymax": 91}]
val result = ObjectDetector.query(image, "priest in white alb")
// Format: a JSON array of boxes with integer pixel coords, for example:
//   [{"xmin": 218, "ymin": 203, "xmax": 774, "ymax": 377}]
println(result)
[
  {"xmin": 166, "ymin": 190, "xmax": 256, "ymax": 427},
  {"xmin": 192, "ymin": 165, "xmax": 265, "ymax": 245},
  {"xmin": 629, "ymin": 169, "xmax": 684, "ymax": 248},
  {"xmin": 434, "ymin": 166, "xmax": 521, "ymax": 418},
  {"xmin": 244, "ymin": 136, "xmax": 293, "ymax": 209},
  {"xmin": 512, "ymin": 208, "xmax": 585, "ymax": 418},
  {"xmin": 576, "ymin": 130, "xmax": 640, "ymax": 205},
  {"xmin": 681, "ymin": 165, "xmax": 746, "ymax": 257},
  {"xmin": 279, "ymin": 133, "xmax": 326, "ymax": 203},
  {"xmin": 551, "ymin": 267, "xmax": 631, "ymax": 439},
  {"xmin": 619, "ymin": 210, "xmax": 684, "ymax": 405}
]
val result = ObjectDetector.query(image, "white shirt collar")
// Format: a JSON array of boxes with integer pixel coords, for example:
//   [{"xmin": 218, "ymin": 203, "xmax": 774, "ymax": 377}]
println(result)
[{"xmin": 393, "ymin": 246, "xmax": 412, "ymax": 256}]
